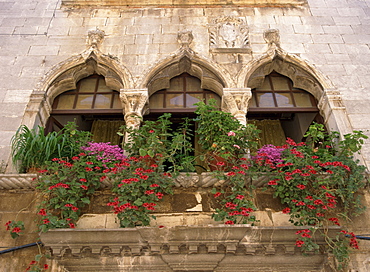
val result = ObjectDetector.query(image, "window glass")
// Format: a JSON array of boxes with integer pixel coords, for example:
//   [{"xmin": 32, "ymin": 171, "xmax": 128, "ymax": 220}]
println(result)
[
  {"xmin": 167, "ymin": 93, "xmax": 184, "ymax": 108},
  {"xmin": 75, "ymin": 95, "xmax": 93, "ymax": 109},
  {"xmin": 94, "ymin": 94, "xmax": 112, "ymax": 109},
  {"xmin": 56, "ymin": 95, "xmax": 75, "ymax": 109},
  {"xmin": 186, "ymin": 93, "xmax": 202, "ymax": 108},
  {"xmin": 271, "ymin": 76, "xmax": 290, "ymax": 90},
  {"xmin": 169, "ymin": 77, "xmax": 183, "ymax": 92},
  {"xmin": 79, "ymin": 77, "xmax": 97, "ymax": 93},
  {"xmin": 276, "ymin": 93, "xmax": 294, "ymax": 107},
  {"xmin": 294, "ymin": 93, "xmax": 313, "ymax": 107},
  {"xmin": 257, "ymin": 93, "xmax": 275, "ymax": 107}
]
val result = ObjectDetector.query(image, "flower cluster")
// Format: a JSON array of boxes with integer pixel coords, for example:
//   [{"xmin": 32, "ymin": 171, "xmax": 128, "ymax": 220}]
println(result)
[
  {"xmin": 81, "ymin": 142, "xmax": 125, "ymax": 163},
  {"xmin": 25, "ymin": 254, "xmax": 49, "ymax": 272},
  {"xmin": 108, "ymin": 155, "xmax": 173, "ymax": 227},
  {"xmin": 4, "ymin": 220, "xmax": 24, "ymax": 239},
  {"xmin": 211, "ymin": 158, "xmax": 257, "ymax": 225},
  {"xmin": 35, "ymin": 143, "xmax": 125, "ymax": 232}
]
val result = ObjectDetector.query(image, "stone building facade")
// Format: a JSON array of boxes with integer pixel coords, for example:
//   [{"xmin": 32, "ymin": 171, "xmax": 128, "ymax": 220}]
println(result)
[{"xmin": 1, "ymin": 0, "xmax": 370, "ymax": 271}]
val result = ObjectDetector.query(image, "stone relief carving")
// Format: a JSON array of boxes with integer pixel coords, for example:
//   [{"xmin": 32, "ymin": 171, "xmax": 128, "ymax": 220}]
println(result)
[
  {"xmin": 120, "ymin": 90, "xmax": 148, "ymax": 129},
  {"xmin": 222, "ymin": 88, "xmax": 252, "ymax": 126},
  {"xmin": 177, "ymin": 30, "xmax": 193, "ymax": 48},
  {"xmin": 263, "ymin": 29, "xmax": 281, "ymax": 47},
  {"xmin": 87, "ymin": 28, "xmax": 105, "ymax": 49},
  {"xmin": 209, "ymin": 16, "xmax": 251, "ymax": 53}
]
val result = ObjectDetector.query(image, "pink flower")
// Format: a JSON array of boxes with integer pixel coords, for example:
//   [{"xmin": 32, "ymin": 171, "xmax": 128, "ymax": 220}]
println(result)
[
  {"xmin": 233, "ymin": 144, "xmax": 240, "ymax": 149},
  {"xmin": 227, "ymin": 131, "xmax": 236, "ymax": 136}
]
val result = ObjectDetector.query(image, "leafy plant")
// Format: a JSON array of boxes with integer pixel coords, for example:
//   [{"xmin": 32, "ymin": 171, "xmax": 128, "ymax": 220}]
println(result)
[
  {"xmin": 11, "ymin": 125, "xmax": 64, "ymax": 172},
  {"xmin": 211, "ymin": 158, "xmax": 257, "ymax": 225},
  {"xmin": 256, "ymin": 123, "xmax": 367, "ymax": 269},
  {"xmin": 11, "ymin": 122, "xmax": 91, "ymax": 173},
  {"xmin": 194, "ymin": 100, "xmax": 259, "ymax": 170},
  {"xmin": 119, "ymin": 113, "xmax": 195, "ymax": 171}
]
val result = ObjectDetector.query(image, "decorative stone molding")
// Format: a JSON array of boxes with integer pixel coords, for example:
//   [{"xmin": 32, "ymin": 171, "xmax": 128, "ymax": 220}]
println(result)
[
  {"xmin": 62, "ymin": 0, "xmax": 307, "ymax": 6},
  {"xmin": 41, "ymin": 225, "xmax": 338, "ymax": 271},
  {"xmin": 145, "ymin": 51, "xmax": 226, "ymax": 96},
  {"xmin": 222, "ymin": 88, "xmax": 252, "ymax": 126},
  {"xmin": 209, "ymin": 16, "xmax": 251, "ymax": 54},
  {"xmin": 0, "ymin": 174, "xmax": 37, "ymax": 189}
]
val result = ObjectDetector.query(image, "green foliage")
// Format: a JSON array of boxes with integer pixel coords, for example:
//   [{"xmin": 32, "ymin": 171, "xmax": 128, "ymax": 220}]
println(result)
[
  {"xmin": 256, "ymin": 123, "xmax": 367, "ymax": 269},
  {"xmin": 11, "ymin": 125, "xmax": 64, "ymax": 172},
  {"xmin": 119, "ymin": 113, "xmax": 195, "ymax": 172},
  {"xmin": 4, "ymin": 220, "xmax": 24, "ymax": 239},
  {"xmin": 210, "ymin": 160, "xmax": 257, "ymax": 225},
  {"xmin": 194, "ymin": 100, "xmax": 259, "ymax": 168},
  {"xmin": 11, "ymin": 122, "xmax": 91, "ymax": 173}
]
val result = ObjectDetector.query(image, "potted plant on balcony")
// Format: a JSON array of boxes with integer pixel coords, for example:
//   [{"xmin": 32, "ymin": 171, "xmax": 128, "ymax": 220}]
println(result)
[{"xmin": 194, "ymin": 100, "xmax": 259, "ymax": 171}]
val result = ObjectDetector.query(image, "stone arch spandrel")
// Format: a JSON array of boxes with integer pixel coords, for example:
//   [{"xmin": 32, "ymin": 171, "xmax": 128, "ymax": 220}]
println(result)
[
  {"xmin": 23, "ymin": 50, "xmax": 134, "ymax": 128},
  {"xmin": 140, "ymin": 49, "xmax": 231, "ymax": 97}
]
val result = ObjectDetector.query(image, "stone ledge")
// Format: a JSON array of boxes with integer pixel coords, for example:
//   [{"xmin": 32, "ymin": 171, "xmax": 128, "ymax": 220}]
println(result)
[
  {"xmin": 62, "ymin": 0, "xmax": 307, "ymax": 7},
  {"xmin": 41, "ymin": 225, "xmax": 338, "ymax": 271}
]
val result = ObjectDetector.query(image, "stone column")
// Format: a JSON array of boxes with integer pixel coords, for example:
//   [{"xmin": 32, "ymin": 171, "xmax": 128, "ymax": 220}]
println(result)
[
  {"xmin": 120, "ymin": 89, "xmax": 149, "ymax": 129},
  {"xmin": 318, "ymin": 88, "xmax": 367, "ymax": 167},
  {"xmin": 222, "ymin": 88, "xmax": 252, "ymax": 126},
  {"xmin": 120, "ymin": 89, "xmax": 149, "ymax": 147}
]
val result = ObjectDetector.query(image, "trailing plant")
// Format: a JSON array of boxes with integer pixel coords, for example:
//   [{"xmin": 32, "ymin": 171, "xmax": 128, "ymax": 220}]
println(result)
[
  {"xmin": 108, "ymin": 154, "xmax": 174, "ymax": 227},
  {"xmin": 211, "ymin": 158, "xmax": 257, "ymax": 225},
  {"xmin": 4, "ymin": 220, "xmax": 25, "ymax": 238},
  {"xmin": 257, "ymin": 123, "xmax": 367, "ymax": 269},
  {"xmin": 35, "ymin": 142, "xmax": 124, "ymax": 232}
]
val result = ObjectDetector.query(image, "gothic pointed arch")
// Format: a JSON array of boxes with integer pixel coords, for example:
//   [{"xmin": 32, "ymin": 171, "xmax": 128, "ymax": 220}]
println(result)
[
  {"xmin": 238, "ymin": 48, "xmax": 333, "ymax": 101},
  {"xmin": 141, "ymin": 48, "xmax": 229, "ymax": 97},
  {"xmin": 24, "ymin": 49, "xmax": 134, "ymax": 128}
]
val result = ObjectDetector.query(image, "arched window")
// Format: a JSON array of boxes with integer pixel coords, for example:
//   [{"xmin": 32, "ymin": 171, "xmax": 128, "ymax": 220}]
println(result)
[
  {"xmin": 149, "ymin": 73, "xmax": 221, "ymax": 113},
  {"xmin": 247, "ymin": 72, "xmax": 322, "ymax": 146},
  {"xmin": 47, "ymin": 75, "xmax": 124, "ymax": 145}
]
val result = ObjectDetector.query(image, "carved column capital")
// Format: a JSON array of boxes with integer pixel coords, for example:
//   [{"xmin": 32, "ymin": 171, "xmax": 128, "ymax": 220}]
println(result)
[
  {"xmin": 222, "ymin": 88, "xmax": 252, "ymax": 126},
  {"xmin": 120, "ymin": 89, "xmax": 148, "ymax": 129}
]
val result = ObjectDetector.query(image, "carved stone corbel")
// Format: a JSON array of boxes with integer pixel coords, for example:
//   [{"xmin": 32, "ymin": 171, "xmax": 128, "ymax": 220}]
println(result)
[
  {"xmin": 222, "ymin": 88, "xmax": 252, "ymax": 126},
  {"xmin": 120, "ymin": 89, "xmax": 148, "ymax": 129}
]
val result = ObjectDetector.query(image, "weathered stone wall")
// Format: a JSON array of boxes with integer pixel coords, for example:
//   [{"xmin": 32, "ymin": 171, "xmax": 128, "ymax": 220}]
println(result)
[
  {"xmin": 0, "ymin": 0, "xmax": 370, "ymax": 167},
  {"xmin": 1, "ymin": 0, "xmax": 370, "ymax": 270}
]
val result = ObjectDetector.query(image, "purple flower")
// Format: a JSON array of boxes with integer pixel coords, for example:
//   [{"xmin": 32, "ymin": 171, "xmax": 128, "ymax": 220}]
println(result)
[
  {"xmin": 253, "ymin": 144, "xmax": 285, "ymax": 164},
  {"xmin": 81, "ymin": 142, "xmax": 125, "ymax": 162}
]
